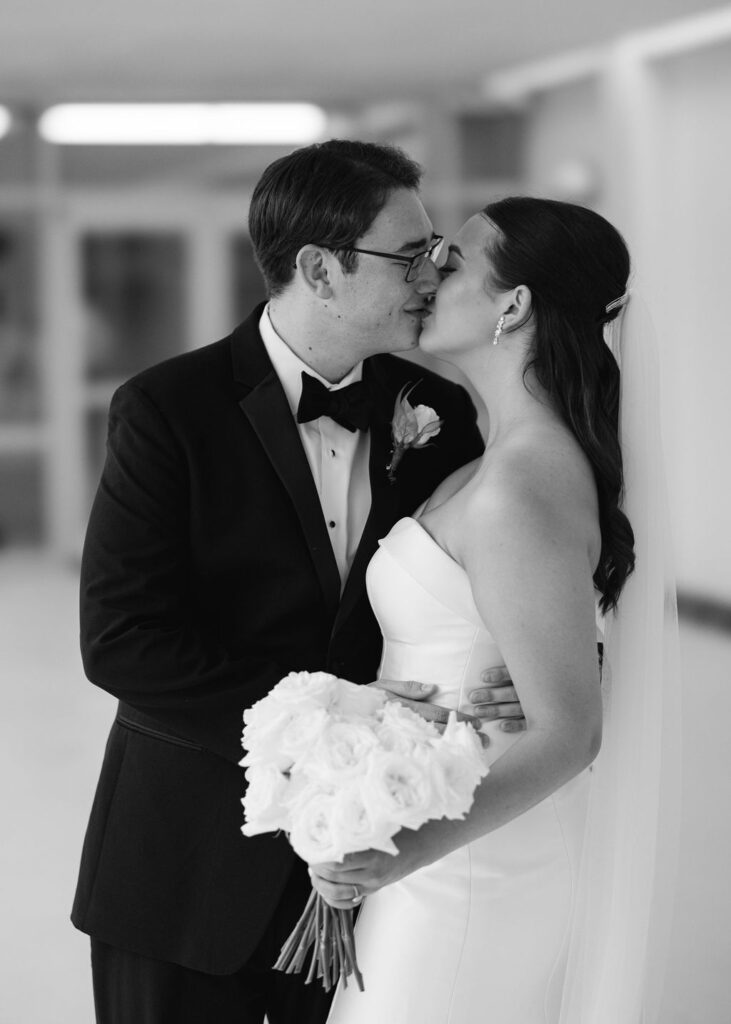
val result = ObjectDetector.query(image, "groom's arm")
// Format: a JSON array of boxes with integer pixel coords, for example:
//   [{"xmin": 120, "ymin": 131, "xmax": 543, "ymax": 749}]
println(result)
[
  {"xmin": 467, "ymin": 643, "xmax": 604, "ymax": 729},
  {"xmin": 80, "ymin": 382, "xmax": 287, "ymax": 766}
]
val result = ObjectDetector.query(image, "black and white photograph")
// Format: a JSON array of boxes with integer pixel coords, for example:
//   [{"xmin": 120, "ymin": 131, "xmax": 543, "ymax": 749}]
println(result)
[{"xmin": 1, "ymin": 2, "xmax": 730, "ymax": 1022}]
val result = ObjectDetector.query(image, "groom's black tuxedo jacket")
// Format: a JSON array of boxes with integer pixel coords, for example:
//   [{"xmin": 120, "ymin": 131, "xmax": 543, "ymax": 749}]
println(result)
[{"xmin": 72, "ymin": 304, "xmax": 484, "ymax": 974}]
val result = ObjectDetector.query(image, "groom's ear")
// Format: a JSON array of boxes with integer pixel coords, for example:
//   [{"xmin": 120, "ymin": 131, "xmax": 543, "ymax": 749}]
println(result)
[
  {"xmin": 295, "ymin": 245, "xmax": 334, "ymax": 299},
  {"xmin": 503, "ymin": 284, "xmax": 532, "ymax": 333}
]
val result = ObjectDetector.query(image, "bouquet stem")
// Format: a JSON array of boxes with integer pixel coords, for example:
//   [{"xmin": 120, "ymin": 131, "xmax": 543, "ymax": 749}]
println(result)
[
  {"xmin": 339, "ymin": 908, "xmax": 364, "ymax": 992},
  {"xmin": 274, "ymin": 887, "xmax": 364, "ymax": 993}
]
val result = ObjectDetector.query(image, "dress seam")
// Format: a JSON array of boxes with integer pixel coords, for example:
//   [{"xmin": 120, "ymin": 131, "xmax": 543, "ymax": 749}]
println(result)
[
  {"xmin": 445, "ymin": 629, "xmax": 479, "ymax": 1023},
  {"xmin": 445, "ymin": 842, "xmax": 474, "ymax": 1024},
  {"xmin": 456, "ymin": 628, "xmax": 480, "ymax": 721},
  {"xmin": 543, "ymin": 788, "xmax": 579, "ymax": 1023}
]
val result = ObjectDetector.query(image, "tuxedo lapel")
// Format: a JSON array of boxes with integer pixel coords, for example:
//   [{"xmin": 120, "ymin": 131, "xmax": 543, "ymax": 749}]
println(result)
[
  {"xmin": 333, "ymin": 357, "xmax": 400, "ymax": 634},
  {"xmin": 232, "ymin": 312, "xmax": 341, "ymax": 620}
]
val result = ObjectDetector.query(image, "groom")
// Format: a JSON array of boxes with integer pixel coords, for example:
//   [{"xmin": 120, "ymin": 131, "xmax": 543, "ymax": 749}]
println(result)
[{"xmin": 72, "ymin": 139, "xmax": 521, "ymax": 1024}]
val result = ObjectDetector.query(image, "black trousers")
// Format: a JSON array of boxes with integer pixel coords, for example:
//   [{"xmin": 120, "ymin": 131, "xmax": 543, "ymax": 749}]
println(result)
[{"xmin": 90, "ymin": 874, "xmax": 334, "ymax": 1024}]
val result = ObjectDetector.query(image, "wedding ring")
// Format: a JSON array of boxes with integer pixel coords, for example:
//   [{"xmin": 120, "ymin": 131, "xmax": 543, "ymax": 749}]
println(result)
[{"xmin": 351, "ymin": 884, "xmax": 362, "ymax": 904}]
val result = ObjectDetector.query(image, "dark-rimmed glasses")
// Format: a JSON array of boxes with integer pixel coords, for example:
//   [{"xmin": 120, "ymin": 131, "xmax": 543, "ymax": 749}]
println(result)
[{"xmin": 316, "ymin": 236, "xmax": 444, "ymax": 283}]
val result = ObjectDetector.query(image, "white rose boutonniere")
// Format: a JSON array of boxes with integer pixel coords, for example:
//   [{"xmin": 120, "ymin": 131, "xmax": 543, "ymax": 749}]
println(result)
[{"xmin": 386, "ymin": 382, "xmax": 443, "ymax": 483}]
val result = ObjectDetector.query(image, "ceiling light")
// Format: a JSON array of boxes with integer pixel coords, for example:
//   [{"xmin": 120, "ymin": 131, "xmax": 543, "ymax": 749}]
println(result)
[
  {"xmin": 37, "ymin": 103, "xmax": 327, "ymax": 145},
  {"xmin": 0, "ymin": 107, "xmax": 11, "ymax": 139}
]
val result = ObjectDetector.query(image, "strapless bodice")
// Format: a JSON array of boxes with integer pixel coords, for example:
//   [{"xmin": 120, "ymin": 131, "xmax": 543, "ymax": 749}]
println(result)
[
  {"xmin": 366, "ymin": 516, "xmax": 519, "ymax": 766},
  {"xmin": 330, "ymin": 516, "xmax": 593, "ymax": 1024}
]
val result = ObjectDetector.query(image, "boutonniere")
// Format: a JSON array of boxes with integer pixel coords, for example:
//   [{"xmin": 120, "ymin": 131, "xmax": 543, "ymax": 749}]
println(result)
[{"xmin": 386, "ymin": 382, "xmax": 443, "ymax": 483}]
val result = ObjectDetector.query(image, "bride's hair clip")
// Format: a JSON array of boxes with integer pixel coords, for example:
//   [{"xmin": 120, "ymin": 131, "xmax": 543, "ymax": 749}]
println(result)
[{"xmin": 605, "ymin": 289, "xmax": 631, "ymax": 314}]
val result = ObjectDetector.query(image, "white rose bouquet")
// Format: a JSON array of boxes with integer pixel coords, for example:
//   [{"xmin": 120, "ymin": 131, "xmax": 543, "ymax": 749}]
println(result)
[{"xmin": 241, "ymin": 670, "xmax": 489, "ymax": 992}]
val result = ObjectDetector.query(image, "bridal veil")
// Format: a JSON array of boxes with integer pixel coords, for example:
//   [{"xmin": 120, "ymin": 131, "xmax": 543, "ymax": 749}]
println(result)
[{"xmin": 559, "ymin": 292, "xmax": 683, "ymax": 1023}]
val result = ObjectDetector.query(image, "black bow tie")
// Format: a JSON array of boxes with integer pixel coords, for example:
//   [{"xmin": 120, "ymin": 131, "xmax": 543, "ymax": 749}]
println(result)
[{"xmin": 296, "ymin": 372, "xmax": 374, "ymax": 432}]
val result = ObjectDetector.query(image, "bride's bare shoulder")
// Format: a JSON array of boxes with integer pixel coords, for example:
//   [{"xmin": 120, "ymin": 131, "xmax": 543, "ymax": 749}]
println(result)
[{"xmin": 461, "ymin": 431, "xmax": 599, "ymax": 554}]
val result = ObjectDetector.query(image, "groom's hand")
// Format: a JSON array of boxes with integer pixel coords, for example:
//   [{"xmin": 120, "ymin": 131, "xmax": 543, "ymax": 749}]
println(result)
[
  {"xmin": 370, "ymin": 679, "xmax": 481, "ymax": 730},
  {"xmin": 467, "ymin": 666, "xmax": 525, "ymax": 733}
]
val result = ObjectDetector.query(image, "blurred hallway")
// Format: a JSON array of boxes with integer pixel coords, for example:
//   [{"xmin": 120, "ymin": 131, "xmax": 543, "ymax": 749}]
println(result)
[
  {"xmin": 0, "ymin": 2, "xmax": 729, "ymax": 1021},
  {"xmin": 1, "ymin": 551, "xmax": 730, "ymax": 1023},
  {"xmin": 0, "ymin": 552, "xmax": 112, "ymax": 1024}
]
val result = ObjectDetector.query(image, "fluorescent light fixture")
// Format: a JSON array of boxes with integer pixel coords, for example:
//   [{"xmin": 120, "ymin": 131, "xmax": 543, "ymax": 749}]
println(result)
[
  {"xmin": 0, "ymin": 107, "xmax": 11, "ymax": 139},
  {"xmin": 38, "ymin": 103, "xmax": 327, "ymax": 145}
]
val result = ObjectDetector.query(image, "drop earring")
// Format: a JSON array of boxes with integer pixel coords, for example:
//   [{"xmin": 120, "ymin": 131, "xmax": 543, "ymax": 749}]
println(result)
[{"xmin": 493, "ymin": 315, "xmax": 505, "ymax": 346}]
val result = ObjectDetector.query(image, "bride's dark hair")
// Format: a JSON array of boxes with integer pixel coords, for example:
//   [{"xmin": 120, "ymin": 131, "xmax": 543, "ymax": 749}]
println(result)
[{"xmin": 483, "ymin": 196, "xmax": 635, "ymax": 613}]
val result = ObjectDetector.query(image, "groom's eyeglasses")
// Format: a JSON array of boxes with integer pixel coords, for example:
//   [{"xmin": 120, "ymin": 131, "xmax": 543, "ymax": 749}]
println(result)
[{"xmin": 316, "ymin": 236, "xmax": 445, "ymax": 283}]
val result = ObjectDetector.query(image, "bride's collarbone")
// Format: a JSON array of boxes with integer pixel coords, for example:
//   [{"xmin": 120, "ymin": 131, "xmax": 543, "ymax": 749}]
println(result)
[
  {"xmin": 421, "ymin": 460, "xmax": 481, "ymax": 514},
  {"xmin": 422, "ymin": 451, "xmax": 507, "ymax": 520},
  {"xmin": 418, "ymin": 451, "xmax": 533, "ymax": 557},
  {"xmin": 418, "ymin": 477, "xmax": 482, "ymax": 563},
  {"xmin": 420, "ymin": 436, "xmax": 596, "ymax": 565}
]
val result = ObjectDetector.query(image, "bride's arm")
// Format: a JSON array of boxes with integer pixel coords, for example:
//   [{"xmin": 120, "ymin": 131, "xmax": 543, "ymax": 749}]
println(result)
[{"xmin": 310, "ymin": 464, "xmax": 602, "ymax": 904}]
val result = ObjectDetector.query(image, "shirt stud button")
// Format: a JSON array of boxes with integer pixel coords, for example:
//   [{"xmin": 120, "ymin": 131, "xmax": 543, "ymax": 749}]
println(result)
[{"xmin": 328, "ymin": 520, "xmax": 336, "ymax": 528}]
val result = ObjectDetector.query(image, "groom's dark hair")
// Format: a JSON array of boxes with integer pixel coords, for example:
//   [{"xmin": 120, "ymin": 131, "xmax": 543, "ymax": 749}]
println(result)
[{"xmin": 249, "ymin": 139, "xmax": 423, "ymax": 297}]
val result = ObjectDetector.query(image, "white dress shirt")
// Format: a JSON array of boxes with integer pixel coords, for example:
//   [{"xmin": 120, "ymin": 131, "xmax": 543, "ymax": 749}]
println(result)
[{"xmin": 259, "ymin": 305, "xmax": 372, "ymax": 587}]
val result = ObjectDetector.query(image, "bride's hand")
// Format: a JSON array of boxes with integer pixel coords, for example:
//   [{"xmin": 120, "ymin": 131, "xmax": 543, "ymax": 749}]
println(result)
[
  {"xmin": 370, "ymin": 678, "xmax": 482, "ymax": 730},
  {"xmin": 308, "ymin": 840, "xmax": 422, "ymax": 909}
]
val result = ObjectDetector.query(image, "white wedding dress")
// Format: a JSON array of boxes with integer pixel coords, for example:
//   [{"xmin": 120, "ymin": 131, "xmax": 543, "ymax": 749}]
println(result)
[{"xmin": 327, "ymin": 516, "xmax": 592, "ymax": 1024}]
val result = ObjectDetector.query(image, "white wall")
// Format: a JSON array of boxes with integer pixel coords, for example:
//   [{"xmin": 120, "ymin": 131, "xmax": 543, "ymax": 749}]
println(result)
[
  {"xmin": 651, "ymin": 40, "xmax": 731, "ymax": 602},
  {"xmin": 524, "ymin": 77, "xmax": 603, "ymax": 205},
  {"xmin": 523, "ymin": 42, "xmax": 731, "ymax": 602}
]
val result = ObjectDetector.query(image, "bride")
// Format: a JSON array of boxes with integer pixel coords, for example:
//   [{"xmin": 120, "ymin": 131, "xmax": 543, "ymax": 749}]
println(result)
[{"xmin": 310, "ymin": 197, "xmax": 677, "ymax": 1023}]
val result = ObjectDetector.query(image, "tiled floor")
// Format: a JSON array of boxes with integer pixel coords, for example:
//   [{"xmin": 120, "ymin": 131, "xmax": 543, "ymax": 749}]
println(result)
[{"xmin": 2, "ymin": 552, "xmax": 730, "ymax": 1023}]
